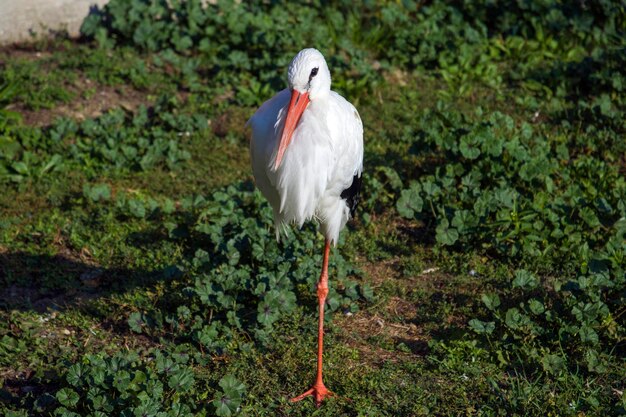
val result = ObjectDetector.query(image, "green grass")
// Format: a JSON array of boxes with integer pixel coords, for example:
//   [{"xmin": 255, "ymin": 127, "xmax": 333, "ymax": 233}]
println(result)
[{"xmin": 1, "ymin": 1, "xmax": 625, "ymax": 416}]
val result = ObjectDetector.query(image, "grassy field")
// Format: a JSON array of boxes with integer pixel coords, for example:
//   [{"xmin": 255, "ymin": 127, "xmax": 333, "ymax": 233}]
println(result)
[{"xmin": 1, "ymin": 1, "xmax": 625, "ymax": 416}]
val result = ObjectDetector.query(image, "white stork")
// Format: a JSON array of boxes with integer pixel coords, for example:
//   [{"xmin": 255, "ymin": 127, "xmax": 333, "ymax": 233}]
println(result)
[{"xmin": 247, "ymin": 48, "xmax": 363, "ymax": 406}]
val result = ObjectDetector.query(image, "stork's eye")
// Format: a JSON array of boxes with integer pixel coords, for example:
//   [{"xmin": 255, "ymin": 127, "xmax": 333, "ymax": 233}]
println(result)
[{"xmin": 309, "ymin": 67, "xmax": 319, "ymax": 81}]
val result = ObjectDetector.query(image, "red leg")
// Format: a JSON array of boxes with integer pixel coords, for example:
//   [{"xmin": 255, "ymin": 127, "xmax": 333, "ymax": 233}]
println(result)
[{"xmin": 290, "ymin": 239, "xmax": 334, "ymax": 407}]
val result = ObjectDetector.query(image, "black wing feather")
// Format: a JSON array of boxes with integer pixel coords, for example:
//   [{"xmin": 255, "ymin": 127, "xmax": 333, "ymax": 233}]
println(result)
[{"xmin": 340, "ymin": 173, "xmax": 362, "ymax": 217}]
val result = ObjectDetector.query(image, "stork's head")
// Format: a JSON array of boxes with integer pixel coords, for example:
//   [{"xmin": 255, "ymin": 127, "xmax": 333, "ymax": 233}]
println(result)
[
  {"xmin": 287, "ymin": 48, "xmax": 331, "ymax": 100},
  {"xmin": 274, "ymin": 48, "xmax": 330, "ymax": 170}
]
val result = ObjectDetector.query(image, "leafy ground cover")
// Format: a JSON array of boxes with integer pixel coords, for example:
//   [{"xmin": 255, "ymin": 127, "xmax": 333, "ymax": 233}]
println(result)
[{"xmin": 1, "ymin": 1, "xmax": 624, "ymax": 416}]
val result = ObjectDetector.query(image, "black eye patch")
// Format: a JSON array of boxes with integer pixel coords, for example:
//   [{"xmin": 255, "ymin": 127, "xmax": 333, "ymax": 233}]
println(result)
[{"xmin": 309, "ymin": 67, "xmax": 319, "ymax": 81}]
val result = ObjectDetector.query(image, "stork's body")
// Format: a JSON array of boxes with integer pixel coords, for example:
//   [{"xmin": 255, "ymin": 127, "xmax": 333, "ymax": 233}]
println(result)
[{"xmin": 248, "ymin": 48, "xmax": 363, "ymax": 406}]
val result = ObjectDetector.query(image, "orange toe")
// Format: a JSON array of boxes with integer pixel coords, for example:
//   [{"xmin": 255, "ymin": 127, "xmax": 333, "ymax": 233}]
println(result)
[{"xmin": 290, "ymin": 382, "xmax": 333, "ymax": 407}]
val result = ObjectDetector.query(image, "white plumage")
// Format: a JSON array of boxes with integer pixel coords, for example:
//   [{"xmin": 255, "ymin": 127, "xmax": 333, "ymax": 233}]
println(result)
[
  {"xmin": 248, "ymin": 48, "xmax": 363, "ymax": 244},
  {"xmin": 247, "ymin": 48, "xmax": 364, "ymax": 406}
]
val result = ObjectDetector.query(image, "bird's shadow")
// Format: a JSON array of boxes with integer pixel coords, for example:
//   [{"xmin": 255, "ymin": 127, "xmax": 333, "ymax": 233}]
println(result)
[
  {"xmin": 0, "ymin": 251, "xmax": 164, "ymax": 314},
  {"xmin": 0, "ymin": 248, "xmax": 169, "ymax": 405}
]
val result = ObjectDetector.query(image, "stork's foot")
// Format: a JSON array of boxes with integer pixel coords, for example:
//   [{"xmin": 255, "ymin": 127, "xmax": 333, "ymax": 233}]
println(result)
[{"xmin": 289, "ymin": 381, "xmax": 333, "ymax": 407}]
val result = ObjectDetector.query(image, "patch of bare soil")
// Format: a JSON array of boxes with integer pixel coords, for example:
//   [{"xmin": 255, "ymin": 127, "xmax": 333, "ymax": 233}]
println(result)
[
  {"xmin": 0, "ymin": 45, "xmax": 153, "ymax": 127},
  {"xmin": 0, "ymin": 43, "xmax": 55, "ymax": 61},
  {"xmin": 335, "ymin": 257, "xmax": 441, "ymax": 367},
  {"xmin": 17, "ymin": 77, "xmax": 151, "ymax": 127},
  {"xmin": 353, "ymin": 257, "xmax": 399, "ymax": 287},
  {"xmin": 337, "ymin": 300, "xmax": 428, "ymax": 367}
]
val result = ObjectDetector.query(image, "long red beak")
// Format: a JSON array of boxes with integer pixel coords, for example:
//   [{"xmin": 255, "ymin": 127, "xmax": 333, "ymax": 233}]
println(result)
[{"xmin": 274, "ymin": 89, "xmax": 310, "ymax": 170}]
